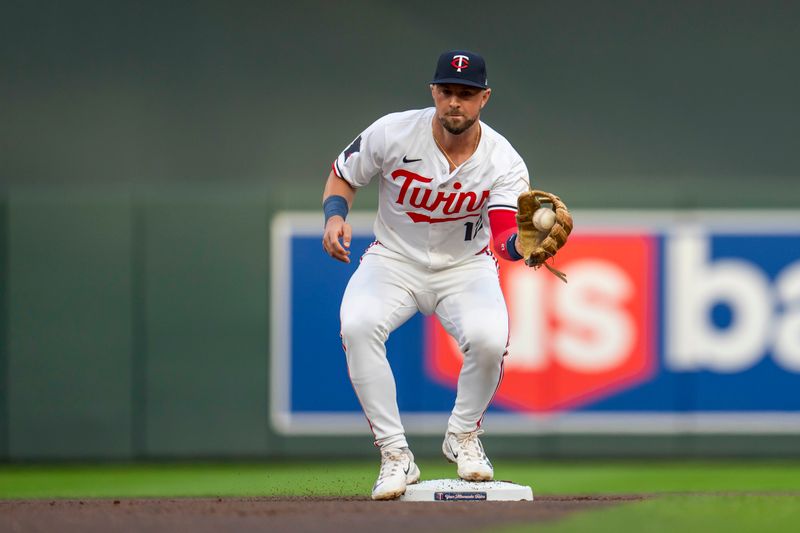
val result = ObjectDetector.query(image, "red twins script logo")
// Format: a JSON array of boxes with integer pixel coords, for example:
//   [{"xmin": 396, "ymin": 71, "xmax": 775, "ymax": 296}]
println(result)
[
  {"xmin": 391, "ymin": 169, "xmax": 489, "ymax": 223},
  {"xmin": 451, "ymin": 54, "xmax": 469, "ymax": 72}
]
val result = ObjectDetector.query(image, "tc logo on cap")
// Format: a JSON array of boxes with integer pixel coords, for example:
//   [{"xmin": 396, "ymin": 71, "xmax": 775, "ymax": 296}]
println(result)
[
  {"xmin": 432, "ymin": 49, "xmax": 487, "ymax": 88},
  {"xmin": 450, "ymin": 54, "xmax": 470, "ymax": 72}
]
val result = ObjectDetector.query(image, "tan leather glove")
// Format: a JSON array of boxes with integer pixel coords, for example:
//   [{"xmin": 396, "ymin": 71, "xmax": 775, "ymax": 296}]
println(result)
[{"xmin": 515, "ymin": 190, "xmax": 574, "ymax": 282}]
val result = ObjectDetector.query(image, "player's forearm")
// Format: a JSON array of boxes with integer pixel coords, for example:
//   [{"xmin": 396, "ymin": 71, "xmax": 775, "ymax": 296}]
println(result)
[
  {"xmin": 322, "ymin": 170, "xmax": 357, "ymax": 207},
  {"xmin": 488, "ymin": 209, "xmax": 524, "ymax": 261}
]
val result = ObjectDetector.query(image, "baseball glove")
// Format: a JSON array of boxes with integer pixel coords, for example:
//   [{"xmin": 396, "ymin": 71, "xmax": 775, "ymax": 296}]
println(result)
[{"xmin": 515, "ymin": 190, "xmax": 573, "ymax": 282}]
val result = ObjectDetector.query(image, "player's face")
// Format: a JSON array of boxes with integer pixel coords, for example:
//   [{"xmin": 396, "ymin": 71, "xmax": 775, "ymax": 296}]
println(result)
[{"xmin": 431, "ymin": 83, "xmax": 491, "ymax": 135}]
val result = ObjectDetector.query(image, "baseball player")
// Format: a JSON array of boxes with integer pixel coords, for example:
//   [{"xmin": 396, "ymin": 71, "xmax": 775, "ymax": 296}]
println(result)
[{"xmin": 322, "ymin": 50, "xmax": 532, "ymax": 500}]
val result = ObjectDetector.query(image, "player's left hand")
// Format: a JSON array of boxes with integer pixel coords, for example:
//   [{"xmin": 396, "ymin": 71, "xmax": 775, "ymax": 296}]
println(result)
[
  {"xmin": 322, "ymin": 216, "xmax": 352, "ymax": 263},
  {"xmin": 516, "ymin": 190, "xmax": 573, "ymax": 281}
]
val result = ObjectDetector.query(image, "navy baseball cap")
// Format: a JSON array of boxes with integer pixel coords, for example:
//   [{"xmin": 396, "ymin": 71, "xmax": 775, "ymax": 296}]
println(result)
[{"xmin": 431, "ymin": 49, "xmax": 488, "ymax": 89}]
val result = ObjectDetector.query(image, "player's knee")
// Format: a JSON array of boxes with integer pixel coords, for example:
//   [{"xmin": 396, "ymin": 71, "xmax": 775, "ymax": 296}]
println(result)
[
  {"xmin": 340, "ymin": 314, "xmax": 386, "ymax": 344},
  {"xmin": 463, "ymin": 330, "xmax": 507, "ymax": 365}
]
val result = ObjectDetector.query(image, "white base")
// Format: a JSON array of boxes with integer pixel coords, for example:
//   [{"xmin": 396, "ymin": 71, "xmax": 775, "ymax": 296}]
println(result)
[{"xmin": 400, "ymin": 479, "xmax": 533, "ymax": 502}]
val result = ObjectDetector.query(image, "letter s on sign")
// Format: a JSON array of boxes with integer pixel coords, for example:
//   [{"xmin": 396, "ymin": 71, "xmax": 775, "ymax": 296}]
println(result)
[
  {"xmin": 504, "ymin": 259, "xmax": 637, "ymax": 374},
  {"xmin": 553, "ymin": 260, "xmax": 636, "ymax": 373}
]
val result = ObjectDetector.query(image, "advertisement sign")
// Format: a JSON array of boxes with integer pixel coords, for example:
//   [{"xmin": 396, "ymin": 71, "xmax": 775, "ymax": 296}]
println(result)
[{"xmin": 271, "ymin": 211, "xmax": 800, "ymax": 434}]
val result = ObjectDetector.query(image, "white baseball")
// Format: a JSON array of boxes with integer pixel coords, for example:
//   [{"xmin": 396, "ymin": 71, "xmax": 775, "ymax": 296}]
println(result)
[{"xmin": 532, "ymin": 207, "xmax": 556, "ymax": 231}]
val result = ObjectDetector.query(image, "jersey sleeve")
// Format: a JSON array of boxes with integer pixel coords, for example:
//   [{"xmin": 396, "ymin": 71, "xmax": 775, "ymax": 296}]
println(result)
[
  {"xmin": 487, "ymin": 156, "xmax": 530, "ymax": 215},
  {"xmin": 488, "ymin": 209, "xmax": 523, "ymax": 261},
  {"xmin": 331, "ymin": 117, "xmax": 387, "ymax": 188}
]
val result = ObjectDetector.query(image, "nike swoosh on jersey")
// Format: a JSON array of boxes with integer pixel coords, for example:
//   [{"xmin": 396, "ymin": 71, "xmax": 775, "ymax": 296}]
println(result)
[{"xmin": 402, "ymin": 155, "xmax": 422, "ymax": 163}]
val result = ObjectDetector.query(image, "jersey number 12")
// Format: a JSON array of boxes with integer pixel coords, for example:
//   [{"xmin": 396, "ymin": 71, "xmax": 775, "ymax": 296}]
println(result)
[{"xmin": 463, "ymin": 218, "xmax": 483, "ymax": 241}]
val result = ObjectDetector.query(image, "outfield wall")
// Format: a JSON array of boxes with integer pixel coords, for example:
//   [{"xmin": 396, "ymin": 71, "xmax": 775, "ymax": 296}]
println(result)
[
  {"xmin": 1, "ymin": 187, "xmax": 800, "ymax": 460},
  {"xmin": 3, "ymin": 0, "xmax": 800, "ymax": 459}
]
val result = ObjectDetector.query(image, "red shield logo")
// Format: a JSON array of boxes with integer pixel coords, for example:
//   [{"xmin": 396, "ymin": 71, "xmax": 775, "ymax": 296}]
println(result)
[{"xmin": 425, "ymin": 234, "xmax": 657, "ymax": 412}]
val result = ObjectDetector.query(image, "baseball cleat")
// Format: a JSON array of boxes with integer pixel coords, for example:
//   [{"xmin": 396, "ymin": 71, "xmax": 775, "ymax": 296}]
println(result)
[
  {"xmin": 371, "ymin": 448, "xmax": 421, "ymax": 500},
  {"xmin": 442, "ymin": 430, "xmax": 494, "ymax": 481}
]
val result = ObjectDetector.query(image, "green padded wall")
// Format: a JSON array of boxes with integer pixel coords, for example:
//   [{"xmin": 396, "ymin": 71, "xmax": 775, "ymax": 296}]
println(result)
[
  {"xmin": 0, "ymin": 200, "xmax": 7, "ymax": 458},
  {"xmin": 141, "ymin": 191, "xmax": 270, "ymax": 456},
  {"xmin": 7, "ymin": 192, "xmax": 133, "ymax": 459},
  {"xmin": 1, "ymin": 0, "xmax": 799, "ymax": 459}
]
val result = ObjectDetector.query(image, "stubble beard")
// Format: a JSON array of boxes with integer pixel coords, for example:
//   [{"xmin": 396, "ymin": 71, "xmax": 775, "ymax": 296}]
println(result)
[{"xmin": 440, "ymin": 114, "xmax": 477, "ymax": 135}]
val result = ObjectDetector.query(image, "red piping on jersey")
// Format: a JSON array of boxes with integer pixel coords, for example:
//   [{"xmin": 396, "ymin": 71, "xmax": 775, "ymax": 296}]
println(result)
[
  {"xmin": 477, "ymin": 250, "xmax": 514, "ymax": 431},
  {"xmin": 475, "ymin": 287, "xmax": 512, "ymax": 430},
  {"xmin": 476, "ymin": 357, "xmax": 505, "ymax": 430},
  {"xmin": 360, "ymin": 240, "xmax": 382, "ymax": 263},
  {"xmin": 488, "ymin": 209, "xmax": 519, "ymax": 261},
  {"xmin": 476, "ymin": 246, "xmax": 500, "ymax": 274},
  {"xmin": 341, "ymin": 335, "xmax": 379, "ymax": 445}
]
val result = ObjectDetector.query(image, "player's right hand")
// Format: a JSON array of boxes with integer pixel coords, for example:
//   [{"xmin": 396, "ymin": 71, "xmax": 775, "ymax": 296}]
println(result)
[{"xmin": 322, "ymin": 216, "xmax": 352, "ymax": 263}]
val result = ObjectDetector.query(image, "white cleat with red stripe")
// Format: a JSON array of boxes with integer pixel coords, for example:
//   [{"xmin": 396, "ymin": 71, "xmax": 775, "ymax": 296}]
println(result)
[
  {"xmin": 442, "ymin": 430, "xmax": 494, "ymax": 481},
  {"xmin": 371, "ymin": 448, "xmax": 421, "ymax": 500}
]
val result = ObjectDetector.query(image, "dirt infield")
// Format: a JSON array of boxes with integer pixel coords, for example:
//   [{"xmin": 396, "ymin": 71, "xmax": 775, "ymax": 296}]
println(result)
[{"xmin": 0, "ymin": 495, "xmax": 646, "ymax": 532}]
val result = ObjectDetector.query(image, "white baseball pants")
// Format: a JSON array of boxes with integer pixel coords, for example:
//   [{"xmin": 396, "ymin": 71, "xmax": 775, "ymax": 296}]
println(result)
[{"xmin": 340, "ymin": 248, "xmax": 508, "ymax": 450}]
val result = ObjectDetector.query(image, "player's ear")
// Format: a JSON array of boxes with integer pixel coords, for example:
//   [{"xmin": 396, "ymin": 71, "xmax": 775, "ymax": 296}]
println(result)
[{"xmin": 481, "ymin": 88, "xmax": 491, "ymax": 109}]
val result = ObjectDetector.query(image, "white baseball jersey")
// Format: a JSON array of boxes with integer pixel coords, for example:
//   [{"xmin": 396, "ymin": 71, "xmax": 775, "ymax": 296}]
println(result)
[{"xmin": 333, "ymin": 107, "xmax": 530, "ymax": 269}]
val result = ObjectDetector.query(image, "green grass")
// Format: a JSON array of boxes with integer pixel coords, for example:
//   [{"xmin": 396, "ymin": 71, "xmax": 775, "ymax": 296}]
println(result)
[
  {"xmin": 494, "ymin": 460, "xmax": 800, "ymax": 494},
  {"xmin": 2, "ymin": 461, "xmax": 800, "ymax": 532},
  {"xmin": 497, "ymin": 495, "xmax": 800, "ymax": 533},
  {"xmin": 2, "ymin": 460, "xmax": 800, "ymax": 499},
  {"xmin": 0, "ymin": 462, "xmax": 372, "ymax": 499}
]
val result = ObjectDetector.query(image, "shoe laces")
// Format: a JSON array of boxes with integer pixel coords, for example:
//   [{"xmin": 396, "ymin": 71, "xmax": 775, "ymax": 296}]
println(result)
[
  {"xmin": 378, "ymin": 448, "xmax": 408, "ymax": 480},
  {"xmin": 453, "ymin": 430, "xmax": 487, "ymax": 462}
]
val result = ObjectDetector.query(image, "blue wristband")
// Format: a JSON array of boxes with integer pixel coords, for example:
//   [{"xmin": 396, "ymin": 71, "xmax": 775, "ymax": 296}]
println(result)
[
  {"xmin": 507, "ymin": 233, "xmax": 524, "ymax": 261},
  {"xmin": 323, "ymin": 195, "xmax": 349, "ymax": 224}
]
